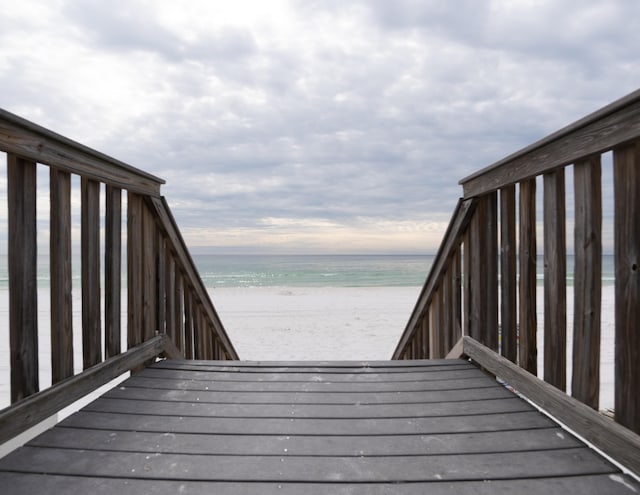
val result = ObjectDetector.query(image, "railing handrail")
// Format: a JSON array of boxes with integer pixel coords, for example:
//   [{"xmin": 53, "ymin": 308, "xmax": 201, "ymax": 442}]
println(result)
[
  {"xmin": 0, "ymin": 108, "xmax": 165, "ymax": 195},
  {"xmin": 459, "ymin": 88, "xmax": 640, "ymax": 197}
]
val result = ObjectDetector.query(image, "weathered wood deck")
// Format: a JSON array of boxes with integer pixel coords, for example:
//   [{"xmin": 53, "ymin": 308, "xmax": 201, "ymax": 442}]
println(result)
[{"xmin": 0, "ymin": 359, "xmax": 637, "ymax": 494}]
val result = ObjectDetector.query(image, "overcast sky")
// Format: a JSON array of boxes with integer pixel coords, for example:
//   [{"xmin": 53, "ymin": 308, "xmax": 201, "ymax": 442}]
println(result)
[{"xmin": 1, "ymin": 1, "xmax": 639, "ymax": 254}]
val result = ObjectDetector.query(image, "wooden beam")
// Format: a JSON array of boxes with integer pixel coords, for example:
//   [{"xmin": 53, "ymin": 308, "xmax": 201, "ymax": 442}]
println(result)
[
  {"xmin": 613, "ymin": 140, "xmax": 640, "ymax": 433},
  {"xmin": 572, "ymin": 156, "xmax": 602, "ymax": 409},
  {"xmin": 500, "ymin": 185, "xmax": 517, "ymax": 362},
  {"xmin": 127, "ymin": 193, "xmax": 144, "ymax": 350},
  {"xmin": 462, "ymin": 336, "xmax": 640, "ymax": 478},
  {"xmin": 460, "ymin": 89, "xmax": 640, "ymax": 197},
  {"xmin": 483, "ymin": 192, "xmax": 499, "ymax": 351},
  {"xmin": 81, "ymin": 178, "xmax": 102, "ymax": 369},
  {"xmin": 105, "ymin": 185, "xmax": 122, "ymax": 359},
  {"xmin": 7, "ymin": 154, "xmax": 39, "ymax": 402},
  {"xmin": 0, "ymin": 108, "xmax": 163, "ymax": 196},
  {"xmin": 519, "ymin": 179, "xmax": 537, "ymax": 374},
  {"xmin": 543, "ymin": 169, "xmax": 567, "ymax": 391},
  {"xmin": 49, "ymin": 168, "xmax": 74, "ymax": 383}
]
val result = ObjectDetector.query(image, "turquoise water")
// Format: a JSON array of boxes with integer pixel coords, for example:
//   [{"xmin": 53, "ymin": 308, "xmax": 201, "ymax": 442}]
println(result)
[{"xmin": 0, "ymin": 254, "xmax": 615, "ymax": 289}]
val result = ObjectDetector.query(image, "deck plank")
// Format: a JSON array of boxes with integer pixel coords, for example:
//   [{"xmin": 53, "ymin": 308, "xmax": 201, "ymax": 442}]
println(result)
[{"xmin": 0, "ymin": 359, "xmax": 638, "ymax": 494}]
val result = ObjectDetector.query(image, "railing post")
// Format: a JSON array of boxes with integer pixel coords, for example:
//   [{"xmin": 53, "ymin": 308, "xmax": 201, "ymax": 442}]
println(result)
[
  {"xmin": 500, "ymin": 185, "xmax": 517, "ymax": 362},
  {"xmin": 142, "ymin": 203, "xmax": 157, "ymax": 343},
  {"xmin": 127, "ymin": 193, "xmax": 144, "ymax": 349},
  {"xmin": 483, "ymin": 192, "xmax": 499, "ymax": 351},
  {"xmin": 543, "ymin": 169, "xmax": 567, "ymax": 390},
  {"xmin": 8, "ymin": 154, "xmax": 39, "ymax": 402},
  {"xmin": 468, "ymin": 208, "xmax": 482, "ymax": 341},
  {"xmin": 519, "ymin": 178, "xmax": 537, "ymax": 374},
  {"xmin": 81, "ymin": 177, "xmax": 102, "ymax": 369},
  {"xmin": 572, "ymin": 156, "xmax": 602, "ymax": 409},
  {"xmin": 105, "ymin": 185, "xmax": 122, "ymax": 359},
  {"xmin": 613, "ymin": 140, "xmax": 640, "ymax": 432},
  {"xmin": 50, "ymin": 168, "xmax": 74, "ymax": 382}
]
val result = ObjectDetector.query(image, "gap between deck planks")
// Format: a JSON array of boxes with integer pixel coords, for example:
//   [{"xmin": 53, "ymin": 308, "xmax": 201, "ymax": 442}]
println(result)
[{"xmin": 0, "ymin": 359, "xmax": 638, "ymax": 495}]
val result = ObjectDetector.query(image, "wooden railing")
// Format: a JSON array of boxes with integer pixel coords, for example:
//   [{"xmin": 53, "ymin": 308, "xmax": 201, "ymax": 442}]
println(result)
[
  {"xmin": 0, "ymin": 109, "xmax": 238, "ymax": 442},
  {"xmin": 393, "ymin": 89, "xmax": 640, "ymax": 472}
]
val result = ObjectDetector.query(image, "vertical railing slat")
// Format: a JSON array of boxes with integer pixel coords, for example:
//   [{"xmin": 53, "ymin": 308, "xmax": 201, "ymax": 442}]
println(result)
[
  {"xmin": 50, "ymin": 168, "xmax": 74, "ymax": 382},
  {"xmin": 184, "ymin": 289, "xmax": 194, "ymax": 359},
  {"xmin": 613, "ymin": 141, "xmax": 640, "ymax": 432},
  {"xmin": 463, "ymin": 230, "xmax": 471, "ymax": 337},
  {"xmin": 142, "ymin": 203, "xmax": 157, "ymax": 343},
  {"xmin": 572, "ymin": 156, "xmax": 602, "ymax": 409},
  {"xmin": 543, "ymin": 169, "xmax": 567, "ymax": 390},
  {"xmin": 81, "ymin": 178, "xmax": 102, "ymax": 369},
  {"xmin": 451, "ymin": 249, "xmax": 462, "ymax": 346},
  {"xmin": 165, "ymin": 247, "xmax": 176, "ymax": 345},
  {"xmin": 483, "ymin": 192, "xmax": 499, "ymax": 351},
  {"xmin": 500, "ymin": 185, "xmax": 517, "ymax": 362},
  {"xmin": 8, "ymin": 155, "xmax": 39, "ymax": 402},
  {"xmin": 519, "ymin": 178, "xmax": 537, "ymax": 374},
  {"xmin": 468, "ymin": 209, "xmax": 482, "ymax": 341},
  {"xmin": 105, "ymin": 185, "xmax": 122, "ymax": 359},
  {"xmin": 175, "ymin": 270, "xmax": 185, "ymax": 354},
  {"xmin": 127, "ymin": 193, "xmax": 144, "ymax": 349},
  {"xmin": 156, "ymin": 230, "xmax": 166, "ymax": 336}
]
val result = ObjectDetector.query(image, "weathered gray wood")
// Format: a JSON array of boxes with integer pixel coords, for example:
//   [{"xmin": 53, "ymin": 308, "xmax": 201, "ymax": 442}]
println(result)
[
  {"xmin": 156, "ymin": 231, "xmax": 166, "ymax": 336},
  {"xmin": 174, "ymin": 269, "xmax": 185, "ymax": 354},
  {"xmin": 483, "ymin": 192, "xmax": 499, "ymax": 351},
  {"xmin": 450, "ymin": 249, "xmax": 462, "ymax": 347},
  {"xmin": 499, "ymin": 185, "xmax": 517, "ymax": 362},
  {"xmin": 2, "ymin": 446, "xmax": 614, "ymax": 482},
  {"xmin": 519, "ymin": 178, "xmax": 537, "ymax": 374},
  {"xmin": 105, "ymin": 383, "xmax": 514, "ymax": 405},
  {"xmin": 463, "ymin": 336, "xmax": 640, "ymax": 477},
  {"xmin": 30, "ymin": 426, "xmax": 581, "ymax": 456},
  {"xmin": 468, "ymin": 206, "xmax": 482, "ymax": 341},
  {"xmin": 142, "ymin": 203, "xmax": 157, "ymax": 343},
  {"xmin": 105, "ymin": 185, "xmax": 122, "ymax": 359},
  {"xmin": 81, "ymin": 177, "xmax": 102, "ymax": 369},
  {"xmin": 84, "ymin": 396, "xmax": 531, "ymax": 418},
  {"xmin": 60, "ymin": 409, "xmax": 554, "ymax": 436},
  {"xmin": 49, "ymin": 167, "xmax": 73, "ymax": 383},
  {"xmin": 137, "ymin": 366, "xmax": 481, "ymax": 383},
  {"xmin": 460, "ymin": 88, "xmax": 640, "ymax": 197},
  {"xmin": 119, "ymin": 375, "xmax": 500, "ymax": 393},
  {"xmin": 393, "ymin": 198, "xmax": 477, "ymax": 358},
  {"xmin": 184, "ymin": 288, "xmax": 194, "ymax": 359},
  {"xmin": 572, "ymin": 156, "xmax": 602, "ymax": 409},
  {"xmin": 613, "ymin": 141, "xmax": 640, "ymax": 433},
  {"xmin": 147, "ymin": 196, "xmax": 238, "ymax": 359},
  {"xmin": 152, "ymin": 359, "xmax": 466, "ymax": 371},
  {"xmin": 0, "ymin": 108, "xmax": 164, "ymax": 195},
  {"xmin": 1, "ymin": 473, "xmax": 637, "ymax": 495},
  {"xmin": 0, "ymin": 335, "xmax": 170, "ymax": 445},
  {"xmin": 462, "ymin": 229, "xmax": 471, "ymax": 336},
  {"xmin": 165, "ymin": 244, "xmax": 176, "ymax": 345},
  {"xmin": 7, "ymin": 154, "xmax": 39, "ymax": 402},
  {"xmin": 543, "ymin": 169, "xmax": 567, "ymax": 390},
  {"xmin": 127, "ymin": 193, "xmax": 144, "ymax": 349}
]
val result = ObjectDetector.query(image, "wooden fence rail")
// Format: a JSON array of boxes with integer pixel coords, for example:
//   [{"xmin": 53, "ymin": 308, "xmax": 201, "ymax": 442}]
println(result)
[
  {"xmin": 0, "ymin": 109, "xmax": 238, "ymax": 418},
  {"xmin": 393, "ymin": 89, "xmax": 640, "ymax": 438}
]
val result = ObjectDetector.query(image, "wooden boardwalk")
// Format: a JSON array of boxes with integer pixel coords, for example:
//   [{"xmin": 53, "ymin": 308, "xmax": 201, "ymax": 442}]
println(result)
[{"xmin": 0, "ymin": 359, "xmax": 638, "ymax": 494}]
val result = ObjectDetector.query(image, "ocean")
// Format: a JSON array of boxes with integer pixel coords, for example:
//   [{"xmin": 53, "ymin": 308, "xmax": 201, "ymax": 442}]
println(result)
[{"xmin": 0, "ymin": 253, "xmax": 615, "ymax": 289}]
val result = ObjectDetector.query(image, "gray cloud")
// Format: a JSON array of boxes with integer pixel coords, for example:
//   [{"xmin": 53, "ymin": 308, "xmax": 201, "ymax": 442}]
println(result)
[{"xmin": 1, "ymin": 0, "xmax": 639, "ymax": 253}]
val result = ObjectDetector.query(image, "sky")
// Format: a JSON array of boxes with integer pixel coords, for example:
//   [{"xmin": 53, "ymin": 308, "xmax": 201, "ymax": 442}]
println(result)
[{"xmin": 1, "ymin": 0, "xmax": 639, "ymax": 254}]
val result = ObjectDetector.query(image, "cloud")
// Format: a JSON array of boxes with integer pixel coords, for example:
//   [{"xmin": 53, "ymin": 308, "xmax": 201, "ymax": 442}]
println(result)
[{"xmin": 0, "ymin": 0, "xmax": 639, "ymax": 253}]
